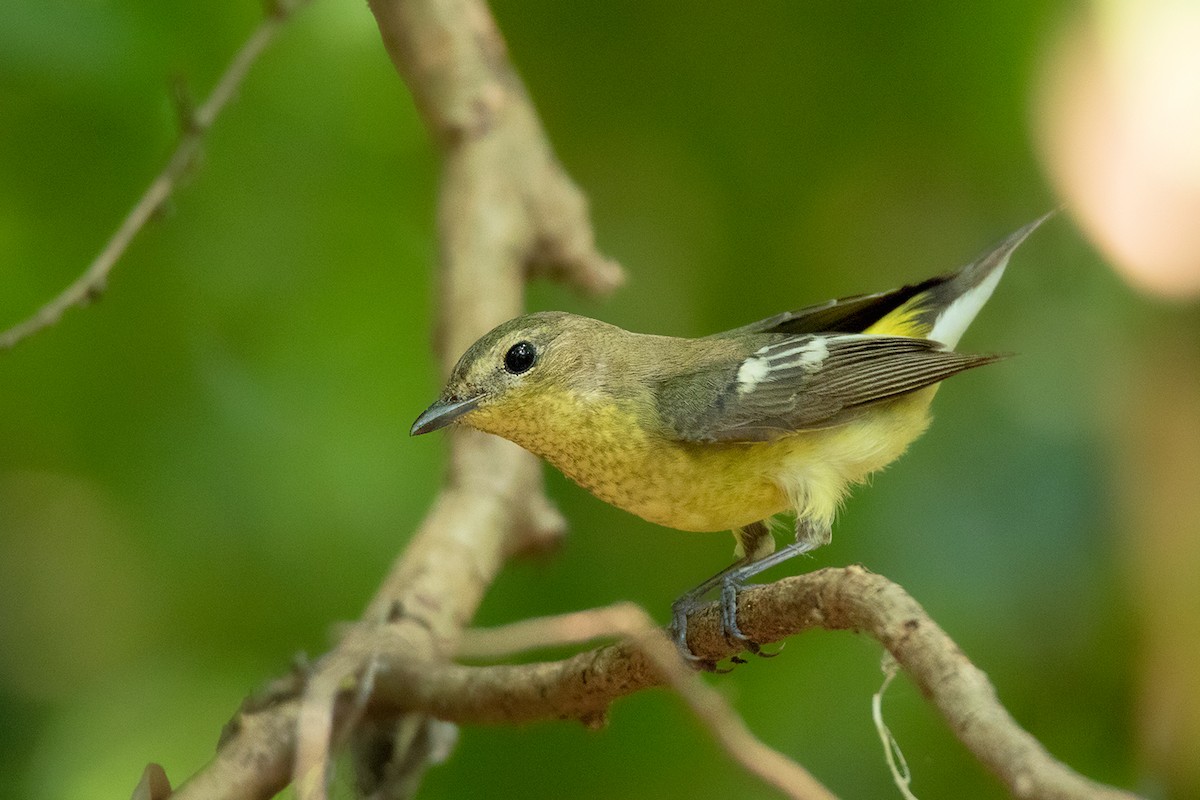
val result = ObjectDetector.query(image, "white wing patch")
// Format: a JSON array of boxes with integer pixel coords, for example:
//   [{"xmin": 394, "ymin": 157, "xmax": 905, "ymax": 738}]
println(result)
[
  {"xmin": 797, "ymin": 337, "xmax": 829, "ymax": 368},
  {"xmin": 736, "ymin": 356, "xmax": 770, "ymax": 393},
  {"xmin": 739, "ymin": 336, "xmax": 831, "ymax": 394},
  {"xmin": 764, "ymin": 336, "xmax": 829, "ymax": 370}
]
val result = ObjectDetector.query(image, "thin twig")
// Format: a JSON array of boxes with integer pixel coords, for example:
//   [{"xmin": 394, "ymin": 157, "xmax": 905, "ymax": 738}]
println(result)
[{"xmin": 0, "ymin": 0, "xmax": 311, "ymax": 352}]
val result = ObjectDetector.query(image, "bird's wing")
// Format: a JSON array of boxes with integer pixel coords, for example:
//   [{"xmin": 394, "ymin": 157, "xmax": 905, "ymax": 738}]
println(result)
[{"xmin": 658, "ymin": 334, "xmax": 1001, "ymax": 443}]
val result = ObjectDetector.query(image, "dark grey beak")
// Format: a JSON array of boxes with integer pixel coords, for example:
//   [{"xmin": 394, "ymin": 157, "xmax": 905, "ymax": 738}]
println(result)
[{"xmin": 410, "ymin": 395, "xmax": 482, "ymax": 436}]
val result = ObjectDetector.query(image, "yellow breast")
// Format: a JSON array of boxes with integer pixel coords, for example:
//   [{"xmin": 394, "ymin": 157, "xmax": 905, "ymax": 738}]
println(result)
[{"xmin": 467, "ymin": 387, "xmax": 935, "ymax": 533}]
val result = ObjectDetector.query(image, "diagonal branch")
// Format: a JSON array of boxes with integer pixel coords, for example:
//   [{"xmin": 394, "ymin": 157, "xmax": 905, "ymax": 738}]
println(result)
[
  {"xmin": 170, "ymin": 0, "xmax": 622, "ymax": 798},
  {"xmin": 0, "ymin": 0, "xmax": 312, "ymax": 352},
  {"xmin": 289, "ymin": 0, "xmax": 625, "ymax": 792}
]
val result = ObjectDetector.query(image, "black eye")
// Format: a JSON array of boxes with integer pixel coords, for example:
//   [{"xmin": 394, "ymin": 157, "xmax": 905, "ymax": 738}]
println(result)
[{"xmin": 504, "ymin": 341, "xmax": 537, "ymax": 374}]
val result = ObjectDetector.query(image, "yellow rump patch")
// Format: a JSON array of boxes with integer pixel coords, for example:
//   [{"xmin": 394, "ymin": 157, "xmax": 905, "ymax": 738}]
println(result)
[{"xmin": 864, "ymin": 294, "xmax": 932, "ymax": 338}]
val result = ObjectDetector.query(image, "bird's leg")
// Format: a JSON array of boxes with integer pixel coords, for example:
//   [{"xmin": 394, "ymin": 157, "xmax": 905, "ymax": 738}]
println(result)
[
  {"xmin": 718, "ymin": 517, "xmax": 832, "ymax": 653},
  {"xmin": 670, "ymin": 521, "xmax": 772, "ymax": 665}
]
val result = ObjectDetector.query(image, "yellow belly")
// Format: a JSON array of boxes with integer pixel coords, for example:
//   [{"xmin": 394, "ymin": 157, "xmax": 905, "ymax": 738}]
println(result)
[{"xmin": 469, "ymin": 387, "xmax": 936, "ymax": 533}]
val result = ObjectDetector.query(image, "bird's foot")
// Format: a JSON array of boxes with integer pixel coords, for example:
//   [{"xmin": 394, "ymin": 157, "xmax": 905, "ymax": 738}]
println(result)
[{"xmin": 718, "ymin": 577, "xmax": 780, "ymax": 659}]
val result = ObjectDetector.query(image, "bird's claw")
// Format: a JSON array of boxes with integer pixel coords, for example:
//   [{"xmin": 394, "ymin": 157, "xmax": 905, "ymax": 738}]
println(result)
[
  {"xmin": 668, "ymin": 576, "xmax": 782, "ymax": 670},
  {"xmin": 718, "ymin": 577, "xmax": 775, "ymax": 658},
  {"xmin": 669, "ymin": 603, "xmax": 713, "ymax": 670}
]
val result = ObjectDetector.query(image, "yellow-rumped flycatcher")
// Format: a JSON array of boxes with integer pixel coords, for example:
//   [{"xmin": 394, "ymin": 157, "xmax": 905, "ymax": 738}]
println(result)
[{"xmin": 412, "ymin": 214, "xmax": 1050, "ymax": 659}]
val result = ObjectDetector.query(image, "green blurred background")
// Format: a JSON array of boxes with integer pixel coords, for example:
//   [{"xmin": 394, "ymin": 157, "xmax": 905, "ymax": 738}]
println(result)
[{"xmin": 1, "ymin": 1, "xmax": 1197, "ymax": 798}]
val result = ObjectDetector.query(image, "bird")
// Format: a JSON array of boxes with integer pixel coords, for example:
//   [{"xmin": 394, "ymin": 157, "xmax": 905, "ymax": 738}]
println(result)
[{"xmin": 411, "ymin": 214, "xmax": 1050, "ymax": 662}]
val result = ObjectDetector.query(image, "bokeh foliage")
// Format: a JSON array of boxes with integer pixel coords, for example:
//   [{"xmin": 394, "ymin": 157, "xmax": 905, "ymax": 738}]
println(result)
[{"xmin": 0, "ymin": 1, "xmax": 1190, "ymax": 798}]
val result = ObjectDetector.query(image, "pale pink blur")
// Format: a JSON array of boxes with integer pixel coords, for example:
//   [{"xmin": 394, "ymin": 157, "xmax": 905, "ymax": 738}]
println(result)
[{"xmin": 1035, "ymin": 0, "xmax": 1200, "ymax": 299}]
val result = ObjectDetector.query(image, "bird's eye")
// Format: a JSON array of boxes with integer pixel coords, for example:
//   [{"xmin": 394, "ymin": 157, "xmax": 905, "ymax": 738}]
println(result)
[{"xmin": 504, "ymin": 341, "xmax": 537, "ymax": 374}]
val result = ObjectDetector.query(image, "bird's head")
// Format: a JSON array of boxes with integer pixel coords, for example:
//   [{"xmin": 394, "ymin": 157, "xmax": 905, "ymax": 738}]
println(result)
[{"xmin": 410, "ymin": 311, "xmax": 602, "ymax": 438}]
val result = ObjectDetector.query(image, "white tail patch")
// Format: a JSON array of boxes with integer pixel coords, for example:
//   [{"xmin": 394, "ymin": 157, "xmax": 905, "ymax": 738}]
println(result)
[{"xmin": 928, "ymin": 260, "xmax": 1007, "ymax": 348}]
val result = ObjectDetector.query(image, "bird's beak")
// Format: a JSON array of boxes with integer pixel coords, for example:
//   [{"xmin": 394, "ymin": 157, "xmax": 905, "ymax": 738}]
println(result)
[{"xmin": 410, "ymin": 395, "xmax": 482, "ymax": 436}]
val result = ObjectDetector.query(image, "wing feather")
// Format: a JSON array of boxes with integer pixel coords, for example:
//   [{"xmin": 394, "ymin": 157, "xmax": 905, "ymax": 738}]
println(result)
[{"xmin": 660, "ymin": 334, "xmax": 1001, "ymax": 442}]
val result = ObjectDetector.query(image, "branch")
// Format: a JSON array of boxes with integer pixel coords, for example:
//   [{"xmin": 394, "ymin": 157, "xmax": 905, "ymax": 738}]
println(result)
[
  {"xmin": 377, "ymin": 568, "xmax": 1139, "ymax": 800},
  {"xmin": 290, "ymin": 0, "xmax": 625, "ymax": 791},
  {"xmin": 466, "ymin": 602, "xmax": 837, "ymax": 800},
  {"xmin": 169, "ymin": 0, "xmax": 622, "ymax": 797},
  {"xmin": 439, "ymin": 567, "xmax": 1139, "ymax": 800},
  {"xmin": 175, "ymin": 566, "xmax": 1140, "ymax": 799}
]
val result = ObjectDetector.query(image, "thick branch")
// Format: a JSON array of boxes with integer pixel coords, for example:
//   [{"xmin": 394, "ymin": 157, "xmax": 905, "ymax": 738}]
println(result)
[
  {"xmin": 177, "ymin": 565, "xmax": 1139, "ymax": 800},
  {"xmin": 172, "ymin": 0, "xmax": 621, "ymax": 797},
  {"xmin": 375, "ymin": 566, "xmax": 1139, "ymax": 800}
]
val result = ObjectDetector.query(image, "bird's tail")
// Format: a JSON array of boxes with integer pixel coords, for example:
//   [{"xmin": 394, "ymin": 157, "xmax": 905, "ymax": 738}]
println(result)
[{"xmin": 866, "ymin": 212, "xmax": 1054, "ymax": 347}]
